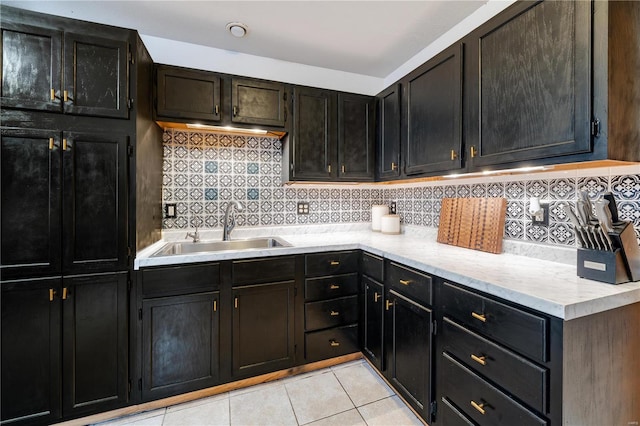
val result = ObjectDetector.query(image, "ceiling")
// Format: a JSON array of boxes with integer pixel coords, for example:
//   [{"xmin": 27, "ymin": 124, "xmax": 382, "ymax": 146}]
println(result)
[{"xmin": 3, "ymin": 1, "xmax": 487, "ymax": 78}]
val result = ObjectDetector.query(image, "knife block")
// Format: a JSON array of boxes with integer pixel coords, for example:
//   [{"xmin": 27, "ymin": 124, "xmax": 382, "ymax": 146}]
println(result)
[{"xmin": 577, "ymin": 248, "xmax": 629, "ymax": 284}]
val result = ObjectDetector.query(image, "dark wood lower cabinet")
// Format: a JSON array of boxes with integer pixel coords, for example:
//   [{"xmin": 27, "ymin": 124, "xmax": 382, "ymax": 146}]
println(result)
[
  {"xmin": 386, "ymin": 290, "xmax": 433, "ymax": 422},
  {"xmin": 232, "ymin": 281, "xmax": 295, "ymax": 378},
  {"xmin": 142, "ymin": 291, "xmax": 220, "ymax": 401},
  {"xmin": 1, "ymin": 278, "xmax": 62, "ymax": 426},
  {"xmin": 362, "ymin": 276, "xmax": 384, "ymax": 371}
]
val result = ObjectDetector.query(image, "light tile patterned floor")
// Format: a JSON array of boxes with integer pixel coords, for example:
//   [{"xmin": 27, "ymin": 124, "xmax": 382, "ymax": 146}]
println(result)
[{"xmin": 96, "ymin": 360, "xmax": 423, "ymax": 426}]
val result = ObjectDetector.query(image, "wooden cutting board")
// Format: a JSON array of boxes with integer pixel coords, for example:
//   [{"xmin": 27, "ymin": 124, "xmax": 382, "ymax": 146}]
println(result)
[{"xmin": 437, "ymin": 197, "xmax": 507, "ymax": 254}]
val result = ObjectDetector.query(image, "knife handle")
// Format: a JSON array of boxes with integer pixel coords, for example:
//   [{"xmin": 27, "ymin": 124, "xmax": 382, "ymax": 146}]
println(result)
[{"xmin": 603, "ymin": 192, "xmax": 620, "ymax": 223}]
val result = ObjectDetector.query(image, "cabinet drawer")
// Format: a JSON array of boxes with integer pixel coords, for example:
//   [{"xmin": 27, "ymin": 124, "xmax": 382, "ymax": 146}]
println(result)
[
  {"xmin": 442, "ymin": 354, "xmax": 547, "ymax": 426},
  {"xmin": 305, "ymin": 274, "xmax": 358, "ymax": 301},
  {"xmin": 386, "ymin": 262, "xmax": 432, "ymax": 306},
  {"xmin": 440, "ymin": 397, "xmax": 476, "ymax": 426},
  {"xmin": 442, "ymin": 318, "xmax": 548, "ymax": 412},
  {"xmin": 142, "ymin": 263, "xmax": 220, "ymax": 297},
  {"xmin": 232, "ymin": 256, "xmax": 295, "ymax": 285},
  {"xmin": 442, "ymin": 282, "xmax": 548, "ymax": 363},
  {"xmin": 305, "ymin": 251, "xmax": 359, "ymax": 277},
  {"xmin": 305, "ymin": 295, "xmax": 358, "ymax": 331},
  {"xmin": 305, "ymin": 324, "xmax": 359, "ymax": 362},
  {"xmin": 362, "ymin": 252, "xmax": 383, "ymax": 282}
]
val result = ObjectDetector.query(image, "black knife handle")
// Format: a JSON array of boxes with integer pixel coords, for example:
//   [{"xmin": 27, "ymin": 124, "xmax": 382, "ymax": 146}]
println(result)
[{"xmin": 603, "ymin": 192, "xmax": 620, "ymax": 223}]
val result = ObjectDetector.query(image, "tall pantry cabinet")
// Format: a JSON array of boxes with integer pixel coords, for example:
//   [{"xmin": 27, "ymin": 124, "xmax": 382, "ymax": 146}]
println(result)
[{"xmin": 0, "ymin": 5, "xmax": 162, "ymax": 425}]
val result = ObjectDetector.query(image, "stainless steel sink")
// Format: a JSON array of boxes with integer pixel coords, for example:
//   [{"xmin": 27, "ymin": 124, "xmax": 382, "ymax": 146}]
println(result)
[{"xmin": 151, "ymin": 237, "xmax": 292, "ymax": 257}]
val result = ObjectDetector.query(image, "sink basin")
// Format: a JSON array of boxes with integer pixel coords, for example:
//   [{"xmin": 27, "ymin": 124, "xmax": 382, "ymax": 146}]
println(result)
[{"xmin": 151, "ymin": 237, "xmax": 292, "ymax": 257}]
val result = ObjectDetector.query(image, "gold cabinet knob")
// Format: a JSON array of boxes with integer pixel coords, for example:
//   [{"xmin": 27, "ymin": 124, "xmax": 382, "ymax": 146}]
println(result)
[{"xmin": 471, "ymin": 311, "xmax": 487, "ymax": 322}]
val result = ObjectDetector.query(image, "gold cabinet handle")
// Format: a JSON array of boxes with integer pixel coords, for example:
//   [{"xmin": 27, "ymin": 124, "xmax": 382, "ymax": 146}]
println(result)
[
  {"xmin": 62, "ymin": 138, "xmax": 68, "ymax": 151},
  {"xmin": 374, "ymin": 292, "xmax": 381, "ymax": 302},
  {"xmin": 330, "ymin": 311, "xmax": 339, "ymax": 316},
  {"xmin": 385, "ymin": 300, "xmax": 394, "ymax": 311},
  {"xmin": 327, "ymin": 164, "xmax": 332, "ymax": 173},
  {"xmin": 62, "ymin": 287, "xmax": 68, "ymax": 300},
  {"xmin": 49, "ymin": 137, "xmax": 55, "ymax": 150},
  {"xmin": 341, "ymin": 164, "xmax": 345, "ymax": 173},
  {"xmin": 471, "ymin": 311, "xmax": 487, "ymax": 322},
  {"xmin": 233, "ymin": 106, "xmax": 238, "ymax": 116},
  {"xmin": 49, "ymin": 288, "xmax": 56, "ymax": 301},
  {"xmin": 330, "ymin": 340, "xmax": 340, "ymax": 347},
  {"xmin": 50, "ymin": 89, "xmax": 56, "ymax": 101},
  {"xmin": 329, "ymin": 284, "xmax": 340, "ymax": 290},
  {"xmin": 471, "ymin": 400, "xmax": 486, "ymax": 415},
  {"xmin": 63, "ymin": 90, "xmax": 70, "ymax": 102},
  {"xmin": 391, "ymin": 162, "xmax": 397, "ymax": 171},
  {"xmin": 470, "ymin": 145, "xmax": 478, "ymax": 158},
  {"xmin": 213, "ymin": 300, "xmax": 217, "ymax": 312},
  {"xmin": 471, "ymin": 354, "xmax": 486, "ymax": 366},
  {"xmin": 215, "ymin": 105, "xmax": 219, "ymax": 115},
  {"xmin": 451, "ymin": 150, "xmax": 458, "ymax": 161},
  {"xmin": 399, "ymin": 279, "xmax": 411, "ymax": 286},
  {"xmin": 234, "ymin": 297, "xmax": 238, "ymax": 309},
  {"xmin": 330, "ymin": 261, "xmax": 340, "ymax": 266}
]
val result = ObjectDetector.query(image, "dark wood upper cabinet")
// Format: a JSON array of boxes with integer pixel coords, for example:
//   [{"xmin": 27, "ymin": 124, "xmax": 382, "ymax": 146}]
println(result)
[
  {"xmin": 0, "ymin": 21, "xmax": 63, "ymax": 112},
  {"xmin": 466, "ymin": 0, "xmax": 592, "ymax": 168},
  {"xmin": 337, "ymin": 93, "xmax": 375, "ymax": 181},
  {"xmin": 292, "ymin": 86, "xmax": 336, "ymax": 180},
  {"xmin": 376, "ymin": 84, "xmax": 401, "ymax": 180},
  {"xmin": 231, "ymin": 78, "xmax": 287, "ymax": 127},
  {"xmin": 155, "ymin": 65, "xmax": 221, "ymax": 122},
  {"xmin": 404, "ymin": 43, "xmax": 463, "ymax": 176}
]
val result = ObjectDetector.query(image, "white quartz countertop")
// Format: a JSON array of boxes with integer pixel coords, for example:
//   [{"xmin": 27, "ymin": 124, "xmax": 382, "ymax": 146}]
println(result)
[{"xmin": 135, "ymin": 227, "xmax": 640, "ymax": 321}]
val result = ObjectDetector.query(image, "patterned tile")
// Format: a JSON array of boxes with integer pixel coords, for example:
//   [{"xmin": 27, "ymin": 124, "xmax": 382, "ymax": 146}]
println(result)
[
  {"xmin": 470, "ymin": 183, "xmax": 486, "ymax": 197},
  {"xmin": 549, "ymin": 222, "xmax": 575, "ymax": 246},
  {"xmin": 506, "ymin": 200, "xmax": 525, "ymax": 220},
  {"xmin": 205, "ymin": 161, "xmax": 218, "ymax": 173},
  {"xmin": 486, "ymin": 182, "xmax": 504, "ymax": 198},
  {"xmin": 504, "ymin": 220, "xmax": 525, "ymax": 240},
  {"xmin": 505, "ymin": 181, "xmax": 525, "ymax": 199},
  {"xmin": 549, "ymin": 178, "xmax": 576, "ymax": 200},
  {"xmin": 578, "ymin": 176, "xmax": 608, "ymax": 199},
  {"xmin": 526, "ymin": 223, "xmax": 548, "ymax": 243},
  {"xmin": 611, "ymin": 174, "xmax": 640, "ymax": 200}
]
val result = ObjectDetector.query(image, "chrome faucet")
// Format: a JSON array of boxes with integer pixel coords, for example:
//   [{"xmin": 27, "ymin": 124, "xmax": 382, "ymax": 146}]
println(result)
[
  {"xmin": 185, "ymin": 225, "xmax": 200, "ymax": 243},
  {"xmin": 223, "ymin": 201, "xmax": 244, "ymax": 241}
]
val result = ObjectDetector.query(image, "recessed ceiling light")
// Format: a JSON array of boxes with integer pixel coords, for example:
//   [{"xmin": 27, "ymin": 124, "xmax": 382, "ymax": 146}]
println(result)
[{"xmin": 226, "ymin": 22, "xmax": 248, "ymax": 38}]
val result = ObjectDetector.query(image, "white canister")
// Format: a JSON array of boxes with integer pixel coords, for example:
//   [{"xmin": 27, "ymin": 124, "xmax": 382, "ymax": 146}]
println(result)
[
  {"xmin": 371, "ymin": 205, "xmax": 389, "ymax": 231},
  {"xmin": 380, "ymin": 214, "xmax": 401, "ymax": 234}
]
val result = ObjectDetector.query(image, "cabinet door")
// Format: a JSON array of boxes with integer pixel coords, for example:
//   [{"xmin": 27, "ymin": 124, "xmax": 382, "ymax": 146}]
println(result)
[
  {"xmin": 377, "ymin": 84, "xmax": 401, "ymax": 179},
  {"xmin": 0, "ymin": 21, "xmax": 63, "ymax": 112},
  {"xmin": 386, "ymin": 290, "xmax": 433, "ymax": 421},
  {"xmin": 363, "ymin": 276, "xmax": 384, "ymax": 371},
  {"xmin": 337, "ymin": 93, "xmax": 375, "ymax": 181},
  {"xmin": 1, "ymin": 128, "xmax": 62, "ymax": 280},
  {"xmin": 1, "ymin": 278, "xmax": 62, "ymax": 425},
  {"xmin": 404, "ymin": 43, "xmax": 463, "ymax": 176},
  {"xmin": 292, "ymin": 86, "xmax": 336, "ymax": 180},
  {"xmin": 156, "ymin": 65, "xmax": 221, "ymax": 122},
  {"xmin": 61, "ymin": 131, "xmax": 128, "ymax": 274},
  {"xmin": 142, "ymin": 292, "xmax": 220, "ymax": 401},
  {"xmin": 232, "ymin": 281, "xmax": 295, "ymax": 377},
  {"xmin": 231, "ymin": 78, "xmax": 286, "ymax": 127},
  {"xmin": 62, "ymin": 273, "xmax": 128, "ymax": 417},
  {"xmin": 466, "ymin": 0, "xmax": 591, "ymax": 167},
  {"xmin": 63, "ymin": 32, "xmax": 129, "ymax": 119}
]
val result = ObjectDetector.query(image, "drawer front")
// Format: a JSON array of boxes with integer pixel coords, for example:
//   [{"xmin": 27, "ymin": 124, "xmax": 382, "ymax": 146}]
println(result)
[
  {"xmin": 305, "ymin": 324, "xmax": 359, "ymax": 362},
  {"xmin": 362, "ymin": 252, "xmax": 383, "ymax": 282},
  {"xmin": 142, "ymin": 263, "xmax": 220, "ymax": 297},
  {"xmin": 442, "ymin": 354, "xmax": 547, "ymax": 426},
  {"xmin": 305, "ymin": 295, "xmax": 359, "ymax": 331},
  {"xmin": 442, "ymin": 282, "xmax": 548, "ymax": 363},
  {"xmin": 232, "ymin": 256, "xmax": 296, "ymax": 285},
  {"xmin": 305, "ymin": 273, "xmax": 358, "ymax": 301},
  {"xmin": 440, "ymin": 397, "xmax": 476, "ymax": 426},
  {"xmin": 386, "ymin": 262, "xmax": 432, "ymax": 306},
  {"xmin": 442, "ymin": 318, "xmax": 548, "ymax": 412},
  {"xmin": 305, "ymin": 251, "xmax": 359, "ymax": 277}
]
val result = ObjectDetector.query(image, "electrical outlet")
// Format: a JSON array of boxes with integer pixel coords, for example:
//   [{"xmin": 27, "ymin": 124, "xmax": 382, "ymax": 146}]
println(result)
[
  {"xmin": 390, "ymin": 201, "xmax": 397, "ymax": 214},
  {"xmin": 297, "ymin": 202, "xmax": 310, "ymax": 214},
  {"xmin": 164, "ymin": 203, "xmax": 177, "ymax": 218}
]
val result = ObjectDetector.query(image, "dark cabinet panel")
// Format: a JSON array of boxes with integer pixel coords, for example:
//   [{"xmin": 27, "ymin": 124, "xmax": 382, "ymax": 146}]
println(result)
[
  {"xmin": 142, "ymin": 291, "xmax": 220, "ymax": 400},
  {"xmin": 305, "ymin": 295, "xmax": 358, "ymax": 331},
  {"xmin": 362, "ymin": 276, "xmax": 384, "ymax": 371},
  {"xmin": 305, "ymin": 251, "xmax": 359, "ymax": 277},
  {"xmin": 141, "ymin": 263, "xmax": 220, "ymax": 298},
  {"xmin": 63, "ymin": 32, "xmax": 129, "ymax": 119},
  {"xmin": 304, "ymin": 273, "xmax": 358, "ymax": 301},
  {"xmin": 361, "ymin": 252, "xmax": 383, "ymax": 283},
  {"xmin": 62, "ymin": 132, "xmax": 128, "ymax": 274},
  {"xmin": 155, "ymin": 65, "xmax": 221, "ymax": 122},
  {"xmin": 404, "ymin": 43, "xmax": 463, "ymax": 175},
  {"xmin": 62, "ymin": 273, "xmax": 128, "ymax": 416},
  {"xmin": 376, "ymin": 84, "xmax": 401, "ymax": 180},
  {"xmin": 304, "ymin": 324, "xmax": 359, "ymax": 363},
  {"xmin": 231, "ymin": 78, "xmax": 286, "ymax": 127},
  {"xmin": 1, "ymin": 128, "xmax": 62, "ymax": 279},
  {"xmin": 337, "ymin": 93, "xmax": 375, "ymax": 181},
  {"xmin": 0, "ymin": 22, "xmax": 63, "ymax": 112},
  {"xmin": 232, "ymin": 256, "xmax": 295, "ymax": 285},
  {"xmin": 386, "ymin": 290, "xmax": 433, "ymax": 421},
  {"xmin": 466, "ymin": 0, "xmax": 591, "ymax": 167},
  {"xmin": 1, "ymin": 278, "xmax": 62, "ymax": 425},
  {"xmin": 232, "ymin": 281, "xmax": 295, "ymax": 377},
  {"xmin": 292, "ymin": 86, "xmax": 336, "ymax": 180}
]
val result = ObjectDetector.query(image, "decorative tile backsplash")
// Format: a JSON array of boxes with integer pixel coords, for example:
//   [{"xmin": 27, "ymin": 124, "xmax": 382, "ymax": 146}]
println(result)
[{"xmin": 162, "ymin": 129, "xmax": 640, "ymax": 247}]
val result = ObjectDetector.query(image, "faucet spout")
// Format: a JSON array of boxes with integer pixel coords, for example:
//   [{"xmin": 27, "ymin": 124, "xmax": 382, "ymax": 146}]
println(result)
[
  {"xmin": 223, "ymin": 201, "xmax": 244, "ymax": 241},
  {"xmin": 185, "ymin": 225, "xmax": 200, "ymax": 243}
]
